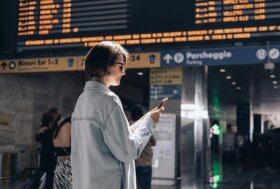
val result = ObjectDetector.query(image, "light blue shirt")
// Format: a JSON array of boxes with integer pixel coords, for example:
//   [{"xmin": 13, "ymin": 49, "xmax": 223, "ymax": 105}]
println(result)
[{"xmin": 71, "ymin": 80, "xmax": 156, "ymax": 189}]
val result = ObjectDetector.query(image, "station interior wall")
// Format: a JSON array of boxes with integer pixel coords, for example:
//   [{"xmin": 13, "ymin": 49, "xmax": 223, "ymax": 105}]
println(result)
[{"xmin": 0, "ymin": 71, "xmax": 84, "ymax": 171}]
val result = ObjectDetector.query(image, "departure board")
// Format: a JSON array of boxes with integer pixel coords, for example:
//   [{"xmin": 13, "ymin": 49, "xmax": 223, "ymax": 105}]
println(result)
[
  {"xmin": 15, "ymin": 0, "xmax": 280, "ymax": 52},
  {"xmin": 195, "ymin": 0, "xmax": 280, "ymax": 24},
  {"xmin": 18, "ymin": 0, "xmax": 131, "ymax": 36}
]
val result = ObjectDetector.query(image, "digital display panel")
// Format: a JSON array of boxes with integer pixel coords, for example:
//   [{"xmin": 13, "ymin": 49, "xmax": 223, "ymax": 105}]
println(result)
[
  {"xmin": 16, "ymin": 0, "xmax": 280, "ymax": 52},
  {"xmin": 18, "ymin": 0, "xmax": 131, "ymax": 36},
  {"xmin": 195, "ymin": 0, "xmax": 280, "ymax": 24}
]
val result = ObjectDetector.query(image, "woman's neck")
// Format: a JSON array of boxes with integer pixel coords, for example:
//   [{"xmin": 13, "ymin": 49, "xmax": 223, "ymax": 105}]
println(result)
[{"xmin": 92, "ymin": 77, "xmax": 109, "ymax": 88}]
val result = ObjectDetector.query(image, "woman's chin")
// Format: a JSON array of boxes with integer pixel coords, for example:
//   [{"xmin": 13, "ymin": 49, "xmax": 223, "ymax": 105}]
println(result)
[{"xmin": 112, "ymin": 81, "xmax": 121, "ymax": 86}]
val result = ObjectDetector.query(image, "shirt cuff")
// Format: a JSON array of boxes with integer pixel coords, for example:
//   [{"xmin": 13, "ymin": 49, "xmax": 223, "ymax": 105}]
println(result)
[{"xmin": 146, "ymin": 112, "xmax": 157, "ymax": 131}]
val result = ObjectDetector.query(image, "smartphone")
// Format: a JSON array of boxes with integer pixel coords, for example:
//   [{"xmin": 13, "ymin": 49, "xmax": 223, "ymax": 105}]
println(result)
[{"xmin": 157, "ymin": 97, "xmax": 168, "ymax": 109}]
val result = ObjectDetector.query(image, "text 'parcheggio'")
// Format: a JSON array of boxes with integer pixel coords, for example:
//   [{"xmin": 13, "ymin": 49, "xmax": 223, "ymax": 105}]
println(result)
[{"xmin": 185, "ymin": 50, "xmax": 232, "ymax": 65}]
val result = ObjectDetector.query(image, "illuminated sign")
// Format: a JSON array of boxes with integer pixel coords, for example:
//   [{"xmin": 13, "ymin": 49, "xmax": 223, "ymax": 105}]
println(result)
[
  {"xmin": 14, "ymin": 0, "xmax": 280, "ymax": 52},
  {"xmin": 161, "ymin": 45, "xmax": 280, "ymax": 67},
  {"xmin": 127, "ymin": 53, "xmax": 160, "ymax": 69},
  {"xmin": 150, "ymin": 85, "xmax": 181, "ymax": 100},
  {"xmin": 2, "ymin": 44, "xmax": 279, "ymax": 73},
  {"xmin": 0, "ymin": 57, "xmax": 79, "ymax": 73},
  {"xmin": 17, "ymin": 0, "xmax": 130, "ymax": 36},
  {"xmin": 0, "ymin": 53, "xmax": 160, "ymax": 73},
  {"xmin": 194, "ymin": 0, "xmax": 279, "ymax": 24},
  {"xmin": 150, "ymin": 67, "xmax": 182, "ymax": 85},
  {"xmin": 210, "ymin": 124, "xmax": 221, "ymax": 136},
  {"xmin": 17, "ymin": 25, "xmax": 280, "ymax": 51}
]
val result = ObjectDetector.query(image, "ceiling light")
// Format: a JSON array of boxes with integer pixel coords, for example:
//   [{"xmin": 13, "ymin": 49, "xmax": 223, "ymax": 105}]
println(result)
[
  {"xmin": 274, "ymin": 86, "xmax": 278, "ymax": 89},
  {"xmin": 219, "ymin": 69, "xmax": 226, "ymax": 72},
  {"xmin": 236, "ymin": 86, "xmax": 241, "ymax": 90},
  {"xmin": 226, "ymin": 75, "xmax": 231, "ymax": 79},
  {"xmin": 264, "ymin": 62, "xmax": 275, "ymax": 73},
  {"xmin": 232, "ymin": 81, "xmax": 236, "ymax": 85},
  {"xmin": 272, "ymin": 81, "xmax": 278, "ymax": 84},
  {"xmin": 137, "ymin": 72, "xmax": 144, "ymax": 76},
  {"xmin": 270, "ymin": 74, "xmax": 276, "ymax": 78}
]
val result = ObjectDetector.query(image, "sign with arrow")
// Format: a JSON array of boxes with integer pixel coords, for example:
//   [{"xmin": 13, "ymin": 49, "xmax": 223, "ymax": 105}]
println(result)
[
  {"xmin": 161, "ymin": 45, "xmax": 280, "ymax": 67},
  {"xmin": 0, "ymin": 53, "xmax": 161, "ymax": 73},
  {"xmin": 1, "ymin": 62, "xmax": 7, "ymax": 70},
  {"xmin": 163, "ymin": 54, "xmax": 173, "ymax": 64}
]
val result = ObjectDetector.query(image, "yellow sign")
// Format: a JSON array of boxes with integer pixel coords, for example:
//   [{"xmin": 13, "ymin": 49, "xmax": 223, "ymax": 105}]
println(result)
[
  {"xmin": 0, "ymin": 52, "xmax": 160, "ymax": 73},
  {"xmin": 77, "ymin": 53, "xmax": 160, "ymax": 70},
  {"xmin": 0, "ymin": 57, "xmax": 79, "ymax": 73},
  {"xmin": 150, "ymin": 67, "xmax": 182, "ymax": 85},
  {"xmin": 127, "ymin": 53, "xmax": 160, "ymax": 68},
  {"xmin": 77, "ymin": 56, "xmax": 85, "ymax": 71}
]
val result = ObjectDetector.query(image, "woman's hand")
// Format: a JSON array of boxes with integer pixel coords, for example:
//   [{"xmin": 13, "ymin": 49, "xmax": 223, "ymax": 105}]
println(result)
[
  {"xmin": 149, "ymin": 107, "xmax": 164, "ymax": 123},
  {"xmin": 38, "ymin": 126, "xmax": 48, "ymax": 134}
]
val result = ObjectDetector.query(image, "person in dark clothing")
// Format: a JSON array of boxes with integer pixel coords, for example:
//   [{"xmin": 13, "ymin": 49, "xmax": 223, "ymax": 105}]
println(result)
[
  {"xmin": 48, "ymin": 107, "xmax": 61, "ymax": 133},
  {"xmin": 130, "ymin": 104, "xmax": 156, "ymax": 189},
  {"xmin": 35, "ymin": 112, "xmax": 57, "ymax": 189}
]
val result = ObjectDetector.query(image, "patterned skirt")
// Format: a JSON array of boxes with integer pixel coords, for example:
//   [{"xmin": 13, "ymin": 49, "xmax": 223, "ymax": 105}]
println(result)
[{"xmin": 53, "ymin": 159, "xmax": 72, "ymax": 189}]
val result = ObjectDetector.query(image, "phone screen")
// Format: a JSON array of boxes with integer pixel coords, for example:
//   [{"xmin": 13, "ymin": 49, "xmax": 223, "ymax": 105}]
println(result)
[{"xmin": 157, "ymin": 98, "xmax": 168, "ymax": 109}]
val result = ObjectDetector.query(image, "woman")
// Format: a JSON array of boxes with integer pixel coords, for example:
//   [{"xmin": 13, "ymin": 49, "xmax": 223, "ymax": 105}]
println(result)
[
  {"xmin": 53, "ymin": 117, "xmax": 72, "ymax": 189},
  {"xmin": 35, "ymin": 112, "xmax": 56, "ymax": 189},
  {"xmin": 71, "ymin": 41, "xmax": 164, "ymax": 189}
]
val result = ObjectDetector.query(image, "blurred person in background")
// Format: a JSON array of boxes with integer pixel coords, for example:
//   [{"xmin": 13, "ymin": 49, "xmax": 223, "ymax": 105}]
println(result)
[
  {"xmin": 130, "ymin": 104, "xmax": 156, "ymax": 189},
  {"xmin": 35, "ymin": 112, "xmax": 56, "ymax": 189},
  {"xmin": 53, "ymin": 116, "xmax": 72, "ymax": 189},
  {"xmin": 48, "ymin": 107, "xmax": 61, "ymax": 133}
]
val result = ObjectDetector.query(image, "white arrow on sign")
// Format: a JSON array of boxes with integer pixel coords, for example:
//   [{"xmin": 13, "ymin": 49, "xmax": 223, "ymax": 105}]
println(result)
[{"xmin": 163, "ymin": 54, "xmax": 173, "ymax": 64}]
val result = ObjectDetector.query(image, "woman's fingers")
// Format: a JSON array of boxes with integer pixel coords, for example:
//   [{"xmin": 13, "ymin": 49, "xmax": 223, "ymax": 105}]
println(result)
[{"xmin": 150, "ymin": 106, "xmax": 165, "ymax": 123}]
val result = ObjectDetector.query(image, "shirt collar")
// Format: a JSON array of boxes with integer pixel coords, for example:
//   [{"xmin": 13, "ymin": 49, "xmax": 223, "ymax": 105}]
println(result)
[{"xmin": 84, "ymin": 80, "xmax": 111, "ymax": 92}]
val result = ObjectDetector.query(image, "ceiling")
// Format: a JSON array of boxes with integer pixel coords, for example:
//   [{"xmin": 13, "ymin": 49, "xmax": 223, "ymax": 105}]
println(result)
[{"xmin": 208, "ymin": 63, "xmax": 280, "ymax": 123}]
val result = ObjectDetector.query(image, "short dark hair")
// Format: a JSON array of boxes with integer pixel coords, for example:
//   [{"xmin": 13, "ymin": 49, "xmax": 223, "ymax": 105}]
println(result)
[
  {"xmin": 84, "ymin": 41, "xmax": 129, "ymax": 78},
  {"xmin": 49, "ymin": 107, "xmax": 58, "ymax": 114},
  {"xmin": 41, "ymin": 112, "xmax": 54, "ymax": 126}
]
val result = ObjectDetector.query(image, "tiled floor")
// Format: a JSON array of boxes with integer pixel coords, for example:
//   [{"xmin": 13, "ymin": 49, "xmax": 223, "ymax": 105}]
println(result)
[
  {"xmin": 1, "ymin": 158, "xmax": 280, "ymax": 189},
  {"xmin": 152, "ymin": 156, "xmax": 280, "ymax": 189},
  {"xmin": 0, "ymin": 177, "xmax": 26, "ymax": 189}
]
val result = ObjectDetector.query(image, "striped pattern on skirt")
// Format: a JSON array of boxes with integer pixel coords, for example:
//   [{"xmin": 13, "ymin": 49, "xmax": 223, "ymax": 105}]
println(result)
[{"xmin": 53, "ymin": 159, "xmax": 72, "ymax": 189}]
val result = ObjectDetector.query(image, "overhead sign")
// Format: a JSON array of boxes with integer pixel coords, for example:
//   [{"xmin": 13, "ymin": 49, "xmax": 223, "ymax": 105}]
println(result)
[
  {"xmin": 0, "ymin": 52, "xmax": 160, "ymax": 73},
  {"xmin": 2, "ymin": 45, "xmax": 280, "ymax": 73},
  {"xmin": 77, "ymin": 53, "xmax": 160, "ymax": 70},
  {"xmin": 127, "ymin": 53, "xmax": 160, "ymax": 68},
  {"xmin": 150, "ymin": 85, "xmax": 181, "ymax": 100},
  {"xmin": 77, "ymin": 56, "xmax": 85, "ymax": 71},
  {"xmin": 0, "ymin": 57, "xmax": 80, "ymax": 73},
  {"xmin": 150, "ymin": 67, "xmax": 182, "ymax": 85},
  {"xmin": 161, "ymin": 45, "xmax": 280, "ymax": 67}
]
